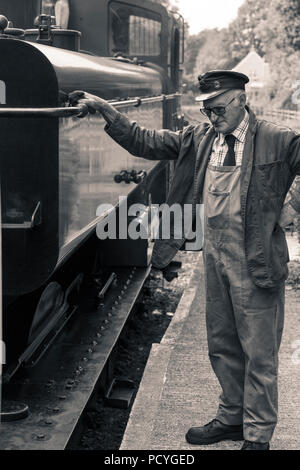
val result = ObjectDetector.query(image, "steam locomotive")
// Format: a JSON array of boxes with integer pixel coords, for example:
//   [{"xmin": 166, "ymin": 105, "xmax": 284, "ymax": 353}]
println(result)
[{"xmin": 0, "ymin": 0, "xmax": 184, "ymax": 445}]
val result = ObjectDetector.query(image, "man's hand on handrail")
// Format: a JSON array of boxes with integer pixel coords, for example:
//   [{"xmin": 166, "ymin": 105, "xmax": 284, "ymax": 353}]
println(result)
[{"xmin": 68, "ymin": 90, "xmax": 119, "ymax": 124}]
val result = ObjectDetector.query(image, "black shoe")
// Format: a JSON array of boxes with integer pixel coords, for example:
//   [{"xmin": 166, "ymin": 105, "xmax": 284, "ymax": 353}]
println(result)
[
  {"xmin": 241, "ymin": 440, "xmax": 270, "ymax": 450},
  {"xmin": 186, "ymin": 419, "xmax": 243, "ymax": 445}
]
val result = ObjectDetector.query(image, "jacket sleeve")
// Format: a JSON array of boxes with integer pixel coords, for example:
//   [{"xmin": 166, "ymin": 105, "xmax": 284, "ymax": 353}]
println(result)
[
  {"xmin": 104, "ymin": 111, "xmax": 187, "ymax": 161},
  {"xmin": 286, "ymin": 133, "xmax": 300, "ymax": 213}
]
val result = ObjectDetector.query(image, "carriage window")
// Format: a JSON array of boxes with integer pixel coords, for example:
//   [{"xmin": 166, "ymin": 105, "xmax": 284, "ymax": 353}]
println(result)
[
  {"xmin": 128, "ymin": 16, "xmax": 161, "ymax": 55},
  {"xmin": 109, "ymin": 2, "xmax": 162, "ymax": 57}
]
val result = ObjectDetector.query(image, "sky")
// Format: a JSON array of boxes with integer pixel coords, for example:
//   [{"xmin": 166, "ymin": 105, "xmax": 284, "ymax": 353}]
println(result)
[{"xmin": 170, "ymin": 0, "xmax": 245, "ymax": 35}]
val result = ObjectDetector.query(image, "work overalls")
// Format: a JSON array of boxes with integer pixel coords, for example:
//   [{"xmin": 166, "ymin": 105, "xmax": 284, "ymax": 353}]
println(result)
[{"xmin": 202, "ymin": 162, "xmax": 285, "ymax": 442}]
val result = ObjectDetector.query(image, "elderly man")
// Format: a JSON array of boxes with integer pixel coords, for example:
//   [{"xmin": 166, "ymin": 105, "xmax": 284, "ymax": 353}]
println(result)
[{"xmin": 69, "ymin": 70, "xmax": 300, "ymax": 450}]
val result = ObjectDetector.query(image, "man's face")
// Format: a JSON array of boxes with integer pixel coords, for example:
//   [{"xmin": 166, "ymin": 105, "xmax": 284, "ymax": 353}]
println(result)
[{"xmin": 203, "ymin": 90, "xmax": 245, "ymax": 134}]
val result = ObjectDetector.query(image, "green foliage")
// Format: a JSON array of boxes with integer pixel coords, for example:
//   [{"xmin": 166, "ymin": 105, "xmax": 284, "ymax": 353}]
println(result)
[
  {"xmin": 274, "ymin": 0, "xmax": 300, "ymax": 50},
  {"xmin": 193, "ymin": 29, "xmax": 234, "ymax": 76},
  {"xmin": 182, "ymin": 0, "xmax": 300, "ymax": 110},
  {"xmin": 225, "ymin": 0, "xmax": 268, "ymax": 60},
  {"xmin": 184, "ymin": 33, "xmax": 207, "ymax": 76}
]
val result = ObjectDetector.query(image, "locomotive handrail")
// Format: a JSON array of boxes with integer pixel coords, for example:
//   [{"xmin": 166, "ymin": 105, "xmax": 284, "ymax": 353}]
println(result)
[
  {"xmin": 0, "ymin": 104, "xmax": 88, "ymax": 118},
  {"xmin": 108, "ymin": 93, "xmax": 181, "ymax": 108},
  {"xmin": 0, "ymin": 94, "xmax": 180, "ymax": 117}
]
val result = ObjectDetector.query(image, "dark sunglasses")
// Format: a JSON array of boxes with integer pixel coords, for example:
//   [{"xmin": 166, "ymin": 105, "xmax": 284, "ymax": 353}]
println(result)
[{"xmin": 200, "ymin": 96, "xmax": 237, "ymax": 118}]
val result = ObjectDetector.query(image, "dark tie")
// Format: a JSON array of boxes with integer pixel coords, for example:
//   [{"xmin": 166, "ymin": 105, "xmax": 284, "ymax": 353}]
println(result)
[{"xmin": 223, "ymin": 134, "xmax": 236, "ymax": 166}]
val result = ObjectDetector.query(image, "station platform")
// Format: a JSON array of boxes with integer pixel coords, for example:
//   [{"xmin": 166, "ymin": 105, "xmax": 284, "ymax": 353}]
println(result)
[{"xmin": 121, "ymin": 252, "xmax": 300, "ymax": 451}]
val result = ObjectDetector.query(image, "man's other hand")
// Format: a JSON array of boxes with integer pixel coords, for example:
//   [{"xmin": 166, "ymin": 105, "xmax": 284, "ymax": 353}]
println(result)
[{"xmin": 279, "ymin": 201, "xmax": 298, "ymax": 229}]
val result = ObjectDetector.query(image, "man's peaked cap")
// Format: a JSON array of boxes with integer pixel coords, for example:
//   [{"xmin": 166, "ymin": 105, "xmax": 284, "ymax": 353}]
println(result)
[{"xmin": 197, "ymin": 70, "xmax": 249, "ymax": 101}]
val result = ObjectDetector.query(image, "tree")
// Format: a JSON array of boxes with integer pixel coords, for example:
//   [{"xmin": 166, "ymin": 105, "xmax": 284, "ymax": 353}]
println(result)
[
  {"xmin": 184, "ymin": 32, "xmax": 206, "ymax": 76},
  {"xmin": 257, "ymin": 0, "xmax": 300, "ymax": 108},
  {"xmin": 220, "ymin": 0, "xmax": 272, "ymax": 65},
  {"xmin": 193, "ymin": 29, "xmax": 233, "ymax": 76},
  {"xmin": 273, "ymin": 0, "xmax": 300, "ymax": 51}
]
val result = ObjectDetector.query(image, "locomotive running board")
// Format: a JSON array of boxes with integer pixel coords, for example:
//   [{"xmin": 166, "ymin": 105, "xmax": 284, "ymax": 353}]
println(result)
[{"xmin": 0, "ymin": 265, "xmax": 151, "ymax": 450}]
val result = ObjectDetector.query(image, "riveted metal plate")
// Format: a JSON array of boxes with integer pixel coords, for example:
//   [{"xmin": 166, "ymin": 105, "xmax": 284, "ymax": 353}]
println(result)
[{"xmin": 0, "ymin": 265, "xmax": 151, "ymax": 450}]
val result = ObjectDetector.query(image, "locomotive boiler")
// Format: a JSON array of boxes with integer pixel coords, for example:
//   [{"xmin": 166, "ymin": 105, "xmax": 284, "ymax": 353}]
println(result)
[{"xmin": 0, "ymin": 0, "xmax": 184, "ymax": 445}]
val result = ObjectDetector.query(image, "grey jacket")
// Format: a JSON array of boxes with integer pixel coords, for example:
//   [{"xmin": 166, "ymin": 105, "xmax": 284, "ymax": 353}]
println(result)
[{"xmin": 106, "ymin": 107, "xmax": 300, "ymax": 288}]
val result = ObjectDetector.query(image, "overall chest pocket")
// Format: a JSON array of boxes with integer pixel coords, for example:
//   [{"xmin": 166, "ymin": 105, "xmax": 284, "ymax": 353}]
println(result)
[
  {"xmin": 206, "ymin": 189, "xmax": 230, "ymax": 229},
  {"xmin": 254, "ymin": 160, "xmax": 286, "ymax": 197}
]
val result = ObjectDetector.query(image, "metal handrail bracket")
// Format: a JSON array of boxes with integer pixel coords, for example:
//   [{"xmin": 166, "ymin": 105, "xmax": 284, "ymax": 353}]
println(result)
[{"xmin": 109, "ymin": 93, "xmax": 180, "ymax": 108}]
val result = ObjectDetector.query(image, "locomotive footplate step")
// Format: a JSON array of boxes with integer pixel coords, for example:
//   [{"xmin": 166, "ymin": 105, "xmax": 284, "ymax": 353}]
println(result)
[
  {"xmin": 0, "ymin": 265, "xmax": 151, "ymax": 450},
  {"xmin": 104, "ymin": 378, "xmax": 135, "ymax": 409},
  {"xmin": 0, "ymin": 400, "xmax": 29, "ymax": 422}
]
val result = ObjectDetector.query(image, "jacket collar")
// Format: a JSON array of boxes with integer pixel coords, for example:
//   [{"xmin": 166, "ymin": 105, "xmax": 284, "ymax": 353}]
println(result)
[
  {"xmin": 193, "ymin": 125, "xmax": 216, "ymax": 205},
  {"xmin": 246, "ymin": 105, "xmax": 258, "ymax": 135}
]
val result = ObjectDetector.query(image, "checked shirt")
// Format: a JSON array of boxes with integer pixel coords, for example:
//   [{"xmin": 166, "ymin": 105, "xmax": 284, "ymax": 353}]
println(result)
[{"xmin": 209, "ymin": 111, "xmax": 250, "ymax": 166}]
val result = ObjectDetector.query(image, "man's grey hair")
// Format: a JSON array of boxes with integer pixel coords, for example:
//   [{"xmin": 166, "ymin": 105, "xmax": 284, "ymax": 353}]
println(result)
[
  {"xmin": 204, "ymin": 88, "xmax": 247, "ymax": 107},
  {"xmin": 223, "ymin": 88, "xmax": 246, "ymax": 101}
]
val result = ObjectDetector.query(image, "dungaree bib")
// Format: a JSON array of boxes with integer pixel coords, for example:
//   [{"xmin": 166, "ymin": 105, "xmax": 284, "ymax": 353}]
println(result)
[{"xmin": 202, "ymin": 162, "xmax": 285, "ymax": 443}]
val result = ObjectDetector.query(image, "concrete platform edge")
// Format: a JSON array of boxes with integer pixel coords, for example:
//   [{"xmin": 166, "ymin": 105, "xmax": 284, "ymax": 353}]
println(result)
[
  {"xmin": 120, "ymin": 252, "xmax": 203, "ymax": 450},
  {"xmin": 162, "ymin": 252, "xmax": 203, "ymax": 345},
  {"xmin": 120, "ymin": 343, "xmax": 173, "ymax": 450}
]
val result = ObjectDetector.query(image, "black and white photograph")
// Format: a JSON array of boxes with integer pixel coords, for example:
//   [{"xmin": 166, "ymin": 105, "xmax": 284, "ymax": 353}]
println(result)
[{"xmin": 0, "ymin": 0, "xmax": 299, "ymax": 456}]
